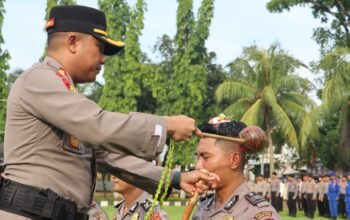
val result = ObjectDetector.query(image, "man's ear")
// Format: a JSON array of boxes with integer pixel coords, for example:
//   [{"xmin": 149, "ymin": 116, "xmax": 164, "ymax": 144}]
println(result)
[
  {"xmin": 66, "ymin": 33, "xmax": 80, "ymax": 54},
  {"xmin": 230, "ymin": 151, "xmax": 241, "ymax": 170}
]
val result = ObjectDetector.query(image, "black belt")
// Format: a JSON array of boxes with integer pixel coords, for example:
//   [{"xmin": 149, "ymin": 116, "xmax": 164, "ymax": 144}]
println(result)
[{"xmin": 0, "ymin": 177, "xmax": 89, "ymax": 220}]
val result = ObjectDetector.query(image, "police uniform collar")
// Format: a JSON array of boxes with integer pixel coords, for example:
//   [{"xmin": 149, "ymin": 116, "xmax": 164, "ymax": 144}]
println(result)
[
  {"xmin": 44, "ymin": 56, "xmax": 74, "ymax": 85},
  {"xmin": 218, "ymin": 182, "xmax": 249, "ymax": 212},
  {"xmin": 115, "ymin": 200, "xmax": 124, "ymax": 211},
  {"xmin": 44, "ymin": 56, "xmax": 63, "ymax": 71},
  {"xmin": 127, "ymin": 191, "xmax": 149, "ymax": 213}
]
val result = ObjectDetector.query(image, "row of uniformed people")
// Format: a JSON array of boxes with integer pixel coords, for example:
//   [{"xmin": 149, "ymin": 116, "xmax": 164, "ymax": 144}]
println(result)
[{"xmin": 247, "ymin": 171, "xmax": 350, "ymax": 220}]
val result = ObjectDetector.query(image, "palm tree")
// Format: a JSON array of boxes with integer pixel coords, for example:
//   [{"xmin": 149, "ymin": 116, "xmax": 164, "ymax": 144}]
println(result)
[
  {"xmin": 314, "ymin": 47, "xmax": 350, "ymax": 170},
  {"xmin": 215, "ymin": 44, "xmax": 315, "ymax": 176}
]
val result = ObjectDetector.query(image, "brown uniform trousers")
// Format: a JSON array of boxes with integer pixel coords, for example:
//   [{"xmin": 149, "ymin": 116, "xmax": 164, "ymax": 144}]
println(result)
[{"xmin": 0, "ymin": 57, "xmax": 172, "ymax": 219}]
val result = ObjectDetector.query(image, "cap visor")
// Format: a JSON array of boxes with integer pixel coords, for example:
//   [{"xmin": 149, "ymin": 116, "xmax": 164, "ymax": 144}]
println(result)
[{"xmin": 95, "ymin": 35, "xmax": 125, "ymax": 55}]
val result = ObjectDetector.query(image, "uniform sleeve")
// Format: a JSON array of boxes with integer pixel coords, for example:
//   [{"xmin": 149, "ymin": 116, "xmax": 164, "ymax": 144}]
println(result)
[
  {"xmin": 19, "ymin": 68, "xmax": 167, "ymax": 160},
  {"xmin": 95, "ymin": 150, "xmax": 175, "ymax": 196}
]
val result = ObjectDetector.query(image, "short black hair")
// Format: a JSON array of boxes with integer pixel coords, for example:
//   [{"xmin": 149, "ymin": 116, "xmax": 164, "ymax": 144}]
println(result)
[{"xmin": 199, "ymin": 120, "xmax": 247, "ymax": 137}]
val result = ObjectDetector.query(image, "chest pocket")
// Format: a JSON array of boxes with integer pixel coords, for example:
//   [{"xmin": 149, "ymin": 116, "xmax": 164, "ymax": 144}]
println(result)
[{"xmin": 61, "ymin": 133, "xmax": 85, "ymax": 154}]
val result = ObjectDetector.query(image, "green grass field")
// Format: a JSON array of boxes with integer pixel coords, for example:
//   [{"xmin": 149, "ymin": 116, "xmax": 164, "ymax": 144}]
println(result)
[{"xmin": 101, "ymin": 205, "xmax": 330, "ymax": 219}]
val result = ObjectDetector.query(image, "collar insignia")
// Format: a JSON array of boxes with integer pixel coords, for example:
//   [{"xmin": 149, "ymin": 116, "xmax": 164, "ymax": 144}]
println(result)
[
  {"xmin": 224, "ymin": 195, "xmax": 239, "ymax": 211},
  {"xmin": 129, "ymin": 202, "xmax": 139, "ymax": 213},
  {"xmin": 141, "ymin": 199, "xmax": 152, "ymax": 212}
]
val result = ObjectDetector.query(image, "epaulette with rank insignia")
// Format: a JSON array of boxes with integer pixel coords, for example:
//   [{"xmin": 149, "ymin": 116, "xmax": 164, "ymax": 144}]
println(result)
[{"xmin": 244, "ymin": 192, "xmax": 269, "ymax": 207}]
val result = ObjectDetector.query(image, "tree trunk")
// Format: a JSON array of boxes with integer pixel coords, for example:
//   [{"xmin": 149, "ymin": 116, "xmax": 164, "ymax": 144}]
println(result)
[
  {"xmin": 338, "ymin": 107, "xmax": 350, "ymax": 171},
  {"xmin": 265, "ymin": 110, "xmax": 274, "ymax": 178}
]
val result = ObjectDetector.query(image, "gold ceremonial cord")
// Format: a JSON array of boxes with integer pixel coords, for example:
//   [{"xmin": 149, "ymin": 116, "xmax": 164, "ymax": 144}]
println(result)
[{"xmin": 144, "ymin": 141, "xmax": 175, "ymax": 220}]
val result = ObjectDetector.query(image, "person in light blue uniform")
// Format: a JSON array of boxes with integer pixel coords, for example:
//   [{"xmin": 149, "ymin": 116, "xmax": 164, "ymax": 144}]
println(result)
[
  {"xmin": 345, "ymin": 172, "xmax": 350, "ymax": 220},
  {"xmin": 328, "ymin": 171, "xmax": 340, "ymax": 220}
]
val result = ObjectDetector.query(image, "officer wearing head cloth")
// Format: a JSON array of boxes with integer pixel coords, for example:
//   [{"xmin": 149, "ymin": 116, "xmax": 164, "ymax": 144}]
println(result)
[
  {"xmin": 0, "ymin": 5, "xmax": 219, "ymax": 220},
  {"xmin": 192, "ymin": 115, "xmax": 280, "ymax": 220}
]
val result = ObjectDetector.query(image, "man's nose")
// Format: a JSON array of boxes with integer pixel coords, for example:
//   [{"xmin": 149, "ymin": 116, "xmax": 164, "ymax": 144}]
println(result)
[
  {"xmin": 100, "ymin": 54, "xmax": 106, "ymax": 65},
  {"xmin": 195, "ymin": 159, "xmax": 203, "ymax": 170}
]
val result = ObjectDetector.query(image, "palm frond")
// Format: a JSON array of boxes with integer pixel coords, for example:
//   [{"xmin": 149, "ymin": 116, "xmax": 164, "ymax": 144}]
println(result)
[
  {"xmin": 222, "ymin": 98, "xmax": 251, "ymax": 119},
  {"xmin": 279, "ymin": 99, "xmax": 307, "ymax": 125},
  {"xmin": 299, "ymin": 105, "xmax": 326, "ymax": 151},
  {"xmin": 279, "ymin": 92, "xmax": 316, "ymax": 110},
  {"xmin": 215, "ymin": 81, "xmax": 256, "ymax": 103},
  {"xmin": 241, "ymin": 99, "xmax": 263, "ymax": 126},
  {"xmin": 262, "ymin": 85, "xmax": 299, "ymax": 148}
]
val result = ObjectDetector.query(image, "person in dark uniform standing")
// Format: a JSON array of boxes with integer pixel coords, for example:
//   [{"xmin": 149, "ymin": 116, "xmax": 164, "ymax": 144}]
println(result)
[
  {"xmin": 323, "ymin": 174, "xmax": 331, "ymax": 218},
  {"xmin": 0, "ymin": 5, "xmax": 219, "ymax": 220},
  {"xmin": 192, "ymin": 116, "xmax": 280, "ymax": 220},
  {"xmin": 270, "ymin": 172, "xmax": 281, "ymax": 212},
  {"xmin": 286, "ymin": 174, "xmax": 298, "ymax": 217},
  {"xmin": 340, "ymin": 175, "xmax": 347, "ymax": 218},
  {"xmin": 317, "ymin": 175, "xmax": 326, "ymax": 217}
]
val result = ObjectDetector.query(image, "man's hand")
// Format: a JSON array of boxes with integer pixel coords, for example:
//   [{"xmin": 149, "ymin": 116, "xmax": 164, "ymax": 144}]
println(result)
[
  {"xmin": 164, "ymin": 115, "xmax": 202, "ymax": 141},
  {"xmin": 179, "ymin": 170, "xmax": 220, "ymax": 195}
]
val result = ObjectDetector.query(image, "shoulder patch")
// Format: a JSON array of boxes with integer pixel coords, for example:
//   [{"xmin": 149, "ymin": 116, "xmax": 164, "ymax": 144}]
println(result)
[
  {"xmin": 253, "ymin": 211, "xmax": 273, "ymax": 220},
  {"xmin": 245, "ymin": 192, "xmax": 267, "ymax": 206}
]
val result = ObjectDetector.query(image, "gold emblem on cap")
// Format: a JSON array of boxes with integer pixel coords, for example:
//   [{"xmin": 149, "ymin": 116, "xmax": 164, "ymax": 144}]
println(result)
[
  {"xmin": 46, "ymin": 18, "xmax": 55, "ymax": 29},
  {"xmin": 69, "ymin": 135, "xmax": 80, "ymax": 148},
  {"xmin": 221, "ymin": 216, "xmax": 233, "ymax": 220}
]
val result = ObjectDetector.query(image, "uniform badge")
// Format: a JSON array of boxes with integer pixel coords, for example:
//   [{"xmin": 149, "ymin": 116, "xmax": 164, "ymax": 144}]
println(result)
[
  {"xmin": 150, "ymin": 212, "xmax": 161, "ymax": 220},
  {"xmin": 46, "ymin": 18, "xmax": 55, "ymax": 29},
  {"xmin": 131, "ymin": 213, "xmax": 139, "ymax": 220},
  {"xmin": 253, "ymin": 211, "xmax": 272, "ymax": 220},
  {"xmin": 221, "ymin": 216, "xmax": 234, "ymax": 220},
  {"xmin": 69, "ymin": 135, "xmax": 80, "ymax": 148}
]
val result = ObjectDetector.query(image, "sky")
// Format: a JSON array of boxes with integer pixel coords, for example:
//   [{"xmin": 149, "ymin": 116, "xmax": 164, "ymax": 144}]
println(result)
[{"xmin": 2, "ymin": 0, "xmax": 323, "ymax": 85}]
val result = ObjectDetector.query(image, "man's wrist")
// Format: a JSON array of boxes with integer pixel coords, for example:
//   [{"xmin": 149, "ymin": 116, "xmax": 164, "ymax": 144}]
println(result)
[{"xmin": 172, "ymin": 171, "xmax": 182, "ymax": 190}]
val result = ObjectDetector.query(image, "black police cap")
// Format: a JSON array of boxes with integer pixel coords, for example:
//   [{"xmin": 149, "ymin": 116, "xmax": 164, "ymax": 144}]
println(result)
[{"xmin": 46, "ymin": 5, "xmax": 125, "ymax": 55}]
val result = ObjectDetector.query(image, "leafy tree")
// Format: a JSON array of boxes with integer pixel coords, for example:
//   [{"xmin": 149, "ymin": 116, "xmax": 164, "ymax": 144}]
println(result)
[
  {"xmin": 267, "ymin": 0, "xmax": 350, "ymax": 171},
  {"xmin": 267, "ymin": 0, "xmax": 350, "ymax": 51},
  {"xmin": 215, "ymin": 44, "xmax": 315, "ymax": 176},
  {"xmin": 314, "ymin": 48, "xmax": 350, "ymax": 170},
  {"xmin": 0, "ymin": 0, "xmax": 10, "ymax": 142},
  {"xmin": 98, "ymin": 0, "xmax": 136, "ymax": 113},
  {"xmin": 154, "ymin": 0, "xmax": 215, "ymax": 167}
]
